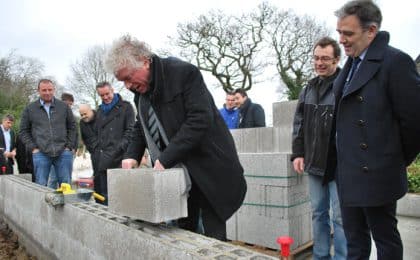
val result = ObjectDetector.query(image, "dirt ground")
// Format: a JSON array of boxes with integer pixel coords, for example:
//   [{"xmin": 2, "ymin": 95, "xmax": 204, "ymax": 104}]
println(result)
[{"xmin": 0, "ymin": 218, "xmax": 35, "ymax": 260}]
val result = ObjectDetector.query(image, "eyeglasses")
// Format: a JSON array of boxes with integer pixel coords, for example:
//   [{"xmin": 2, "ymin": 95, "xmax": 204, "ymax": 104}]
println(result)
[{"xmin": 313, "ymin": 56, "xmax": 335, "ymax": 62}]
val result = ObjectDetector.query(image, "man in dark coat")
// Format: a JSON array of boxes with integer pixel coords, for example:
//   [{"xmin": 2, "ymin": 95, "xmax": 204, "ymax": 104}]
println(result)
[
  {"xmin": 79, "ymin": 104, "xmax": 98, "ymax": 172},
  {"xmin": 0, "ymin": 114, "xmax": 16, "ymax": 174},
  {"xmin": 331, "ymin": 1, "xmax": 420, "ymax": 259},
  {"xmin": 233, "ymin": 89, "xmax": 265, "ymax": 128},
  {"xmin": 104, "ymin": 35, "xmax": 246, "ymax": 241},
  {"xmin": 20, "ymin": 79, "xmax": 77, "ymax": 186},
  {"xmin": 94, "ymin": 82, "xmax": 135, "ymax": 204}
]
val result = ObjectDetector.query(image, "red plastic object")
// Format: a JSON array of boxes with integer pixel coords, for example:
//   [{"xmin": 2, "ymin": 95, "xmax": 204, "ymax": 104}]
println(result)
[
  {"xmin": 1, "ymin": 166, "xmax": 6, "ymax": 174},
  {"xmin": 277, "ymin": 236, "xmax": 294, "ymax": 257},
  {"xmin": 76, "ymin": 177, "xmax": 94, "ymax": 188}
]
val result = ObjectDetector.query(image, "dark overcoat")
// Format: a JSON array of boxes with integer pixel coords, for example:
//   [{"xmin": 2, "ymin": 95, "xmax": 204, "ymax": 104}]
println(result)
[
  {"xmin": 331, "ymin": 31, "xmax": 420, "ymax": 207},
  {"xmin": 0, "ymin": 127, "xmax": 15, "ymax": 173},
  {"xmin": 126, "ymin": 56, "xmax": 247, "ymax": 221},
  {"xmin": 95, "ymin": 96, "xmax": 134, "ymax": 174}
]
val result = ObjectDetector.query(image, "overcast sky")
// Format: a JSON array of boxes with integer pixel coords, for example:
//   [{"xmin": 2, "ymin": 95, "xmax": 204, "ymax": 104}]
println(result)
[{"xmin": 1, "ymin": 0, "xmax": 419, "ymax": 124}]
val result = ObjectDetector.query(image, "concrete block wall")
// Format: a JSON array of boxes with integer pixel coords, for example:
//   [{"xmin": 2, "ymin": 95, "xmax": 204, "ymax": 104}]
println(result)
[
  {"xmin": 0, "ymin": 175, "xmax": 277, "ymax": 260},
  {"xmin": 272, "ymin": 100, "xmax": 298, "ymax": 128},
  {"xmin": 228, "ymin": 100, "xmax": 312, "ymax": 250},
  {"xmin": 108, "ymin": 168, "xmax": 188, "ymax": 223}
]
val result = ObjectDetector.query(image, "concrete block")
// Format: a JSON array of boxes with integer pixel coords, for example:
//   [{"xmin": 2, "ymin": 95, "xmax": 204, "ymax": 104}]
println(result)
[
  {"xmin": 397, "ymin": 193, "xmax": 420, "ymax": 217},
  {"xmin": 108, "ymin": 168, "xmax": 188, "ymax": 223},
  {"xmin": 239, "ymin": 153, "xmax": 298, "ymax": 186},
  {"xmin": 231, "ymin": 127, "xmax": 292, "ymax": 153},
  {"xmin": 226, "ymin": 213, "xmax": 238, "ymax": 241},
  {"xmin": 272, "ymin": 100, "xmax": 298, "ymax": 128},
  {"xmin": 1, "ymin": 175, "xmax": 278, "ymax": 260},
  {"xmin": 235, "ymin": 206, "xmax": 312, "ymax": 250}
]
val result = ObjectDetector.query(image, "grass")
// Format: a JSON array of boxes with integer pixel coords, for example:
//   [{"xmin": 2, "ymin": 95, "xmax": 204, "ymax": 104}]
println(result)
[{"xmin": 408, "ymin": 155, "xmax": 420, "ymax": 194}]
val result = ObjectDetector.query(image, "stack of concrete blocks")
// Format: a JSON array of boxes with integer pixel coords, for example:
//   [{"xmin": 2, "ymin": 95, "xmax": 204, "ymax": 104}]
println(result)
[
  {"xmin": 0, "ymin": 174, "xmax": 277, "ymax": 259},
  {"xmin": 227, "ymin": 100, "xmax": 312, "ymax": 250},
  {"xmin": 107, "ymin": 168, "xmax": 188, "ymax": 223}
]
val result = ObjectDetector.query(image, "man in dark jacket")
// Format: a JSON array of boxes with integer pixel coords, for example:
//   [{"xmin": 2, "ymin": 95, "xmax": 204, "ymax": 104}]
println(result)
[
  {"xmin": 292, "ymin": 37, "xmax": 346, "ymax": 259},
  {"xmin": 104, "ymin": 35, "xmax": 246, "ymax": 241},
  {"xmin": 79, "ymin": 104, "xmax": 98, "ymax": 172},
  {"xmin": 0, "ymin": 114, "xmax": 16, "ymax": 174},
  {"xmin": 233, "ymin": 89, "xmax": 265, "ymax": 128},
  {"xmin": 94, "ymin": 82, "xmax": 134, "ymax": 204},
  {"xmin": 20, "ymin": 79, "xmax": 77, "ymax": 186},
  {"xmin": 332, "ymin": 1, "xmax": 420, "ymax": 259}
]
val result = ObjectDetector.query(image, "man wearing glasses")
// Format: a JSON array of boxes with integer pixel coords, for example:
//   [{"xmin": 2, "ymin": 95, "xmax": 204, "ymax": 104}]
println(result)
[{"xmin": 292, "ymin": 36, "xmax": 346, "ymax": 259}]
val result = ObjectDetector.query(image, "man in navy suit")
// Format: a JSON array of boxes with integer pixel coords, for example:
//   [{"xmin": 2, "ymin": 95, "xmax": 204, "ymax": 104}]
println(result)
[
  {"xmin": 0, "ymin": 114, "xmax": 16, "ymax": 174},
  {"xmin": 331, "ymin": 1, "xmax": 420, "ymax": 259}
]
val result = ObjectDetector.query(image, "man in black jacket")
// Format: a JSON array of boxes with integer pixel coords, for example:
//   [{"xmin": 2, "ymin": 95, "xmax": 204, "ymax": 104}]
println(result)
[
  {"xmin": 20, "ymin": 79, "xmax": 77, "ymax": 186},
  {"xmin": 332, "ymin": 1, "xmax": 420, "ymax": 259},
  {"xmin": 94, "ymin": 82, "xmax": 134, "ymax": 204},
  {"xmin": 292, "ymin": 37, "xmax": 346, "ymax": 260},
  {"xmin": 233, "ymin": 89, "xmax": 265, "ymax": 128},
  {"xmin": 104, "ymin": 34, "xmax": 246, "ymax": 241}
]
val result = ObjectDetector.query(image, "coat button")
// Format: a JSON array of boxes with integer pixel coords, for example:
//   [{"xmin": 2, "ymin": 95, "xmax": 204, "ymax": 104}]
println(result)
[
  {"xmin": 360, "ymin": 143, "xmax": 368, "ymax": 149},
  {"xmin": 357, "ymin": 95, "xmax": 364, "ymax": 102},
  {"xmin": 358, "ymin": 119, "xmax": 365, "ymax": 126},
  {"xmin": 362, "ymin": 166, "xmax": 369, "ymax": 172}
]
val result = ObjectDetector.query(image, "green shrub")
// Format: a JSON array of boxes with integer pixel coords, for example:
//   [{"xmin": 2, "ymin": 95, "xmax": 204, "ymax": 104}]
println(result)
[{"xmin": 408, "ymin": 155, "xmax": 420, "ymax": 193}]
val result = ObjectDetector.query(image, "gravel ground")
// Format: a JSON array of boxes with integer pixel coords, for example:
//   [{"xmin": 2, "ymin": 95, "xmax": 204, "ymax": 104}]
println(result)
[{"xmin": 0, "ymin": 218, "xmax": 35, "ymax": 260}]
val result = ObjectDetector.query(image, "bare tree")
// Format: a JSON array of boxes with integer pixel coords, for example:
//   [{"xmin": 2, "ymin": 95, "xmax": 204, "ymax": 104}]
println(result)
[
  {"xmin": 265, "ymin": 6, "xmax": 330, "ymax": 100},
  {"xmin": 0, "ymin": 51, "xmax": 44, "ymax": 118},
  {"xmin": 172, "ymin": 4, "xmax": 271, "ymax": 92},
  {"xmin": 67, "ymin": 45, "xmax": 121, "ymax": 108}
]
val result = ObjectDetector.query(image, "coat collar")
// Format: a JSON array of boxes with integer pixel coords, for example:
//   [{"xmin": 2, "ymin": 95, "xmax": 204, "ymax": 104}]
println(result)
[{"xmin": 334, "ymin": 31, "xmax": 390, "ymax": 99}]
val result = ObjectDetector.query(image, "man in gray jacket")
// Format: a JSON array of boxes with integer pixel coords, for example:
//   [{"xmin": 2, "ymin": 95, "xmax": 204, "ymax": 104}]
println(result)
[{"xmin": 20, "ymin": 79, "xmax": 77, "ymax": 186}]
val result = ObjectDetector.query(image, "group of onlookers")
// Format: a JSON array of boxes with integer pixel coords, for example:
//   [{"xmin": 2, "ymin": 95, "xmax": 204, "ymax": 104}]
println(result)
[
  {"xmin": 219, "ymin": 89, "xmax": 266, "ymax": 129},
  {"xmin": 1, "ymin": 79, "xmax": 135, "ymax": 206}
]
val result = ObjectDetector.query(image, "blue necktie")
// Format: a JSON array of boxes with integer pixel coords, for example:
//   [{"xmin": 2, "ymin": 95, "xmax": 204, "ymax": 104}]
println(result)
[{"xmin": 343, "ymin": 57, "xmax": 361, "ymax": 95}]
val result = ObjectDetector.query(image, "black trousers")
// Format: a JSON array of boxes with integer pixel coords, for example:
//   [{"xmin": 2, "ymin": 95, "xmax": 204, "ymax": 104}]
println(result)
[
  {"xmin": 94, "ymin": 171, "xmax": 108, "ymax": 205},
  {"xmin": 177, "ymin": 180, "xmax": 227, "ymax": 241},
  {"xmin": 341, "ymin": 201, "xmax": 402, "ymax": 260}
]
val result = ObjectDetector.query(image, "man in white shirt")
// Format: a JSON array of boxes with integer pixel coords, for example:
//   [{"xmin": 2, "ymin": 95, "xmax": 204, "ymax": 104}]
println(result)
[{"xmin": 0, "ymin": 114, "xmax": 16, "ymax": 174}]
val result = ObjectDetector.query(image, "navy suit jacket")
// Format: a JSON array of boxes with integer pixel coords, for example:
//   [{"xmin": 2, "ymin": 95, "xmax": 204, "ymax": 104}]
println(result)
[
  {"xmin": 0, "ymin": 127, "xmax": 15, "ymax": 167},
  {"xmin": 332, "ymin": 31, "xmax": 420, "ymax": 207}
]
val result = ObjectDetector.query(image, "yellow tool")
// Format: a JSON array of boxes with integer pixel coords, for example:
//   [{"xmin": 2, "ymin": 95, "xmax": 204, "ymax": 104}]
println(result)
[
  {"xmin": 56, "ymin": 183, "xmax": 76, "ymax": 195},
  {"xmin": 93, "ymin": 192, "xmax": 105, "ymax": 202},
  {"xmin": 45, "ymin": 183, "xmax": 105, "ymax": 206}
]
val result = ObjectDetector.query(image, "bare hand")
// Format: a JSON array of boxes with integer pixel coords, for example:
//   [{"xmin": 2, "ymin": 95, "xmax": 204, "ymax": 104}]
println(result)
[
  {"xmin": 32, "ymin": 148, "xmax": 40, "ymax": 154},
  {"xmin": 122, "ymin": 159, "xmax": 138, "ymax": 169},
  {"xmin": 293, "ymin": 157, "xmax": 305, "ymax": 174},
  {"xmin": 153, "ymin": 159, "xmax": 165, "ymax": 170}
]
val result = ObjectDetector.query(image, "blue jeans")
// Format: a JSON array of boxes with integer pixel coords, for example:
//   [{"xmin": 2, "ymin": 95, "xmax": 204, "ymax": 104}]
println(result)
[
  {"xmin": 309, "ymin": 174, "xmax": 347, "ymax": 260},
  {"xmin": 48, "ymin": 154, "xmax": 74, "ymax": 189},
  {"xmin": 48, "ymin": 166, "xmax": 58, "ymax": 189},
  {"xmin": 33, "ymin": 150, "xmax": 73, "ymax": 187}
]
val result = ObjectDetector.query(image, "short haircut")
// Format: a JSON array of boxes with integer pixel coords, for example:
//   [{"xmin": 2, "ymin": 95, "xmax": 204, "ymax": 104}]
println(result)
[
  {"xmin": 61, "ymin": 92, "xmax": 74, "ymax": 103},
  {"xmin": 2, "ymin": 114, "xmax": 14, "ymax": 122},
  {"xmin": 314, "ymin": 36, "xmax": 341, "ymax": 58},
  {"xmin": 233, "ymin": 88, "xmax": 248, "ymax": 98},
  {"xmin": 335, "ymin": 0, "xmax": 382, "ymax": 30},
  {"xmin": 96, "ymin": 81, "xmax": 112, "ymax": 89},
  {"xmin": 37, "ymin": 79, "xmax": 54, "ymax": 89}
]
